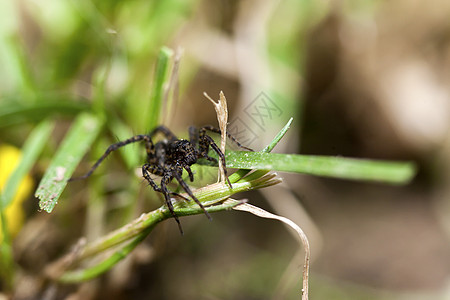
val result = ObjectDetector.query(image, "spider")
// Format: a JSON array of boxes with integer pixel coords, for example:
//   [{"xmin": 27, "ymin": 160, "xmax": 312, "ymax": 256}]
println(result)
[{"xmin": 72, "ymin": 125, "xmax": 252, "ymax": 233}]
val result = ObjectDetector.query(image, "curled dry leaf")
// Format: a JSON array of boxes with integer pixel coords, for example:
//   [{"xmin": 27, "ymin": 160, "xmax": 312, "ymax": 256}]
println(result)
[{"xmin": 225, "ymin": 199, "xmax": 310, "ymax": 300}]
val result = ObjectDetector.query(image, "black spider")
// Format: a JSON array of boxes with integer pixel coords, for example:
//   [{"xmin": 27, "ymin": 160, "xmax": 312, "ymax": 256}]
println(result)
[{"xmin": 72, "ymin": 125, "xmax": 252, "ymax": 233}]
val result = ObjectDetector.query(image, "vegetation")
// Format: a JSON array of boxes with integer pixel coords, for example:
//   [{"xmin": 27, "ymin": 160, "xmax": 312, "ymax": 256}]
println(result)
[{"xmin": 0, "ymin": 1, "xmax": 421, "ymax": 299}]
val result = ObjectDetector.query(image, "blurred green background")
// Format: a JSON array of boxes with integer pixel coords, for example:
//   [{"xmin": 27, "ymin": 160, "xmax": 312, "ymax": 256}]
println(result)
[{"xmin": 1, "ymin": 0, "xmax": 450, "ymax": 299}]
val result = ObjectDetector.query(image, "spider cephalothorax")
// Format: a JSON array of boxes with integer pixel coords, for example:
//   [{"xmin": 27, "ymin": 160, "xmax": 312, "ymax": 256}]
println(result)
[{"xmin": 72, "ymin": 125, "xmax": 251, "ymax": 233}]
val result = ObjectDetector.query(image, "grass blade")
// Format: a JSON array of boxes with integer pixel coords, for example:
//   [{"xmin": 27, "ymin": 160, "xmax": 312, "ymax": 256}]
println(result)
[
  {"xmin": 146, "ymin": 46, "xmax": 173, "ymax": 131},
  {"xmin": 229, "ymin": 117, "xmax": 294, "ymax": 183},
  {"xmin": 35, "ymin": 113, "xmax": 104, "ymax": 213},
  {"xmin": 1, "ymin": 120, "xmax": 54, "ymax": 208},
  {"xmin": 0, "ymin": 97, "xmax": 89, "ymax": 128},
  {"xmin": 225, "ymin": 152, "xmax": 416, "ymax": 184},
  {"xmin": 262, "ymin": 117, "xmax": 293, "ymax": 153}
]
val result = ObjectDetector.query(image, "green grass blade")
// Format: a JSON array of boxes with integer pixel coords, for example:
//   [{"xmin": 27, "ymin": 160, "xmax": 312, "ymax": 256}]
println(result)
[
  {"xmin": 147, "ymin": 46, "xmax": 173, "ymax": 130},
  {"xmin": 229, "ymin": 117, "xmax": 294, "ymax": 183},
  {"xmin": 262, "ymin": 117, "xmax": 293, "ymax": 153},
  {"xmin": 1, "ymin": 119, "xmax": 54, "ymax": 209},
  {"xmin": 225, "ymin": 152, "xmax": 416, "ymax": 184},
  {"xmin": 0, "ymin": 97, "xmax": 89, "ymax": 128},
  {"xmin": 35, "ymin": 113, "xmax": 104, "ymax": 213}
]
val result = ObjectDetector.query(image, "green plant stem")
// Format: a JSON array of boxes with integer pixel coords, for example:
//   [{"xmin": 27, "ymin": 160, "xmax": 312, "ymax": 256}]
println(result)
[
  {"xmin": 59, "ymin": 226, "xmax": 154, "ymax": 283},
  {"xmin": 65, "ymin": 174, "xmax": 280, "ymax": 262},
  {"xmin": 47, "ymin": 173, "xmax": 280, "ymax": 283},
  {"xmin": 49, "ymin": 198, "xmax": 245, "ymax": 283}
]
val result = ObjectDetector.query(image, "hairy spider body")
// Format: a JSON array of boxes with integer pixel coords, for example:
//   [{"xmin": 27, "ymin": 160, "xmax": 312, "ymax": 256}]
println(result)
[{"xmin": 72, "ymin": 125, "xmax": 251, "ymax": 234}]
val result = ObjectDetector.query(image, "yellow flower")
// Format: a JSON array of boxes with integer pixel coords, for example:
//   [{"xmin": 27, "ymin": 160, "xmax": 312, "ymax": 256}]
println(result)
[{"xmin": 0, "ymin": 144, "xmax": 33, "ymax": 242}]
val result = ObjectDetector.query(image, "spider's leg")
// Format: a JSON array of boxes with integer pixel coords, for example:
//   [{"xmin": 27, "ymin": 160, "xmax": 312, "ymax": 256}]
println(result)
[
  {"xmin": 174, "ymin": 171, "xmax": 212, "ymax": 220},
  {"xmin": 170, "ymin": 192, "xmax": 190, "ymax": 201},
  {"xmin": 143, "ymin": 164, "xmax": 190, "ymax": 202},
  {"xmin": 143, "ymin": 138, "xmax": 156, "ymax": 159},
  {"xmin": 197, "ymin": 127, "xmax": 210, "ymax": 156},
  {"xmin": 201, "ymin": 125, "xmax": 254, "ymax": 151},
  {"xmin": 71, "ymin": 135, "xmax": 153, "ymax": 181},
  {"xmin": 142, "ymin": 164, "xmax": 163, "ymax": 192},
  {"xmin": 150, "ymin": 125, "xmax": 178, "ymax": 142},
  {"xmin": 189, "ymin": 126, "xmax": 199, "ymax": 148},
  {"xmin": 184, "ymin": 165, "xmax": 194, "ymax": 182},
  {"xmin": 160, "ymin": 174, "xmax": 184, "ymax": 234},
  {"xmin": 204, "ymin": 156, "xmax": 217, "ymax": 164},
  {"xmin": 200, "ymin": 134, "xmax": 232, "ymax": 188}
]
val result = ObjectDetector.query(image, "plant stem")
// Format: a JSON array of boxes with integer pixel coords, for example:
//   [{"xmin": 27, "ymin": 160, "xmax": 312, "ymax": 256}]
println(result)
[{"xmin": 46, "ymin": 172, "xmax": 281, "ymax": 282}]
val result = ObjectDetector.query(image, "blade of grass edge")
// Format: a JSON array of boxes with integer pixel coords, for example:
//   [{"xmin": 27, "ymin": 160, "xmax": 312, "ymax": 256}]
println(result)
[
  {"xmin": 35, "ymin": 113, "xmax": 104, "ymax": 213},
  {"xmin": 225, "ymin": 152, "xmax": 416, "ymax": 184}
]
